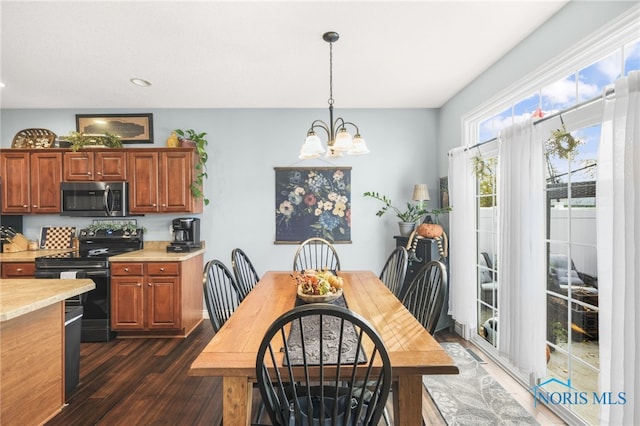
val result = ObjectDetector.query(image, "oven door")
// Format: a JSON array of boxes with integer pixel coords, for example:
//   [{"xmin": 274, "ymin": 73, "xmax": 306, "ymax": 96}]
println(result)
[{"xmin": 35, "ymin": 268, "xmax": 113, "ymax": 342}]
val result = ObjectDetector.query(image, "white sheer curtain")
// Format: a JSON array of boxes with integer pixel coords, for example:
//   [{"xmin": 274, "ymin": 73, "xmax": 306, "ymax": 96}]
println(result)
[
  {"xmin": 497, "ymin": 121, "xmax": 547, "ymax": 379},
  {"xmin": 597, "ymin": 71, "xmax": 639, "ymax": 426},
  {"xmin": 447, "ymin": 147, "xmax": 477, "ymax": 339}
]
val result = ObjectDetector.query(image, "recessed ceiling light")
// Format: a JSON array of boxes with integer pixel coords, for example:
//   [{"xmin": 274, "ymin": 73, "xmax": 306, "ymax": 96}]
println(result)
[
  {"xmin": 0, "ymin": 82, "xmax": 5, "ymax": 88},
  {"xmin": 130, "ymin": 78, "xmax": 151, "ymax": 87}
]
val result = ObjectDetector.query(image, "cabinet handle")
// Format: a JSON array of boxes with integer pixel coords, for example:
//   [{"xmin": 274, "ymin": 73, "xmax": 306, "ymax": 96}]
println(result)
[
  {"xmin": 161, "ymin": 204, "xmax": 166, "ymax": 207},
  {"xmin": 87, "ymin": 172, "xmax": 91, "ymax": 175},
  {"xmin": 16, "ymin": 268, "xmax": 23, "ymax": 272},
  {"xmin": 160, "ymin": 267, "xmax": 165, "ymax": 272},
  {"xmin": 148, "ymin": 283, "xmax": 152, "ymax": 287},
  {"xmin": 97, "ymin": 171, "xmax": 102, "ymax": 175},
  {"xmin": 23, "ymin": 205, "xmax": 28, "ymax": 208},
  {"xmin": 32, "ymin": 205, "xmax": 37, "ymax": 208},
  {"xmin": 137, "ymin": 283, "xmax": 141, "ymax": 287},
  {"xmin": 152, "ymin": 204, "xmax": 157, "ymax": 207},
  {"xmin": 124, "ymin": 268, "xmax": 129, "ymax": 272}
]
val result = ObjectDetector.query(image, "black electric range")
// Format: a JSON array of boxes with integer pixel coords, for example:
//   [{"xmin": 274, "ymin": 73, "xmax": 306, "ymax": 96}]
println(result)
[{"xmin": 35, "ymin": 228, "xmax": 143, "ymax": 342}]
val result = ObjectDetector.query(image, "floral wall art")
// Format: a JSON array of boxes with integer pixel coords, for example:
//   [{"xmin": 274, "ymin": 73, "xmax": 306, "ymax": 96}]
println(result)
[{"xmin": 275, "ymin": 167, "xmax": 352, "ymax": 244}]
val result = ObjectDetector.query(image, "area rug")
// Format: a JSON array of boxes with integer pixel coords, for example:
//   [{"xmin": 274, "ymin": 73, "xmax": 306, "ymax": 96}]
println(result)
[{"xmin": 423, "ymin": 343, "xmax": 539, "ymax": 426}]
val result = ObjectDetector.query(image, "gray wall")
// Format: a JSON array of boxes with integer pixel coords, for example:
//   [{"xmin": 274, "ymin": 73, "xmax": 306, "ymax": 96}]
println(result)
[
  {"xmin": 437, "ymin": 0, "xmax": 637, "ymax": 175},
  {"xmin": 1, "ymin": 108, "xmax": 438, "ymax": 273}
]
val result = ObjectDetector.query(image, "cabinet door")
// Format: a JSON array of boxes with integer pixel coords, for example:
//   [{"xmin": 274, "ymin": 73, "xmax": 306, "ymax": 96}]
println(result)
[
  {"xmin": 111, "ymin": 276, "xmax": 145, "ymax": 330},
  {"xmin": 160, "ymin": 151, "xmax": 191, "ymax": 212},
  {"xmin": 128, "ymin": 151, "xmax": 160, "ymax": 213},
  {"xmin": 30, "ymin": 152, "xmax": 62, "ymax": 213},
  {"xmin": 146, "ymin": 275, "xmax": 180, "ymax": 330},
  {"xmin": 63, "ymin": 152, "xmax": 95, "ymax": 181},
  {"xmin": 0, "ymin": 152, "xmax": 30, "ymax": 214},
  {"xmin": 95, "ymin": 151, "xmax": 127, "ymax": 181}
]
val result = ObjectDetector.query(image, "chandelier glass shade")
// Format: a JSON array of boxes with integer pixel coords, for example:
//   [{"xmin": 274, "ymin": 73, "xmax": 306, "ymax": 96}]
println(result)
[{"xmin": 299, "ymin": 32, "xmax": 370, "ymax": 159}]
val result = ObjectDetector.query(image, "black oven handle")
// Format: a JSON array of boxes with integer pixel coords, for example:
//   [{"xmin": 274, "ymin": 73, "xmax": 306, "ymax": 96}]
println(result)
[
  {"xmin": 104, "ymin": 184, "xmax": 113, "ymax": 216},
  {"xmin": 35, "ymin": 269, "xmax": 109, "ymax": 279}
]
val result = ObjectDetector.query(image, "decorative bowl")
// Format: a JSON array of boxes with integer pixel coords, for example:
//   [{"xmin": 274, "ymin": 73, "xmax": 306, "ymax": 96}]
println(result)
[{"xmin": 297, "ymin": 285, "xmax": 343, "ymax": 304}]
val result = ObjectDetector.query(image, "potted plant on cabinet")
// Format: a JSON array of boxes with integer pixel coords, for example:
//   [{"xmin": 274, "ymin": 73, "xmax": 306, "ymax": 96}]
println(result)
[
  {"xmin": 363, "ymin": 191, "xmax": 428, "ymax": 236},
  {"xmin": 61, "ymin": 131, "xmax": 122, "ymax": 152},
  {"xmin": 174, "ymin": 129, "xmax": 209, "ymax": 206}
]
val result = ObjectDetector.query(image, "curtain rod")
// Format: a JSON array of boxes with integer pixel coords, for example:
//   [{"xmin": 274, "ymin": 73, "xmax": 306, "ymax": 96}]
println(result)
[{"xmin": 464, "ymin": 87, "xmax": 616, "ymax": 152}]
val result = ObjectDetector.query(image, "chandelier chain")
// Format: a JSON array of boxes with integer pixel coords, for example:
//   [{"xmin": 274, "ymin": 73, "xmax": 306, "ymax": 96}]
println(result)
[{"xmin": 328, "ymin": 41, "xmax": 334, "ymax": 106}]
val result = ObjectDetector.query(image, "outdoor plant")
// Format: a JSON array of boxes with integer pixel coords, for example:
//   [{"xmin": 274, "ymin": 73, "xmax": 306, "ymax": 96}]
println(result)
[{"xmin": 175, "ymin": 128, "xmax": 209, "ymax": 205}]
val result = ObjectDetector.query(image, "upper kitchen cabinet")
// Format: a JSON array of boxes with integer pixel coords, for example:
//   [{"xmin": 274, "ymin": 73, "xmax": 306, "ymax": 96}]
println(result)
[
  {"xmin": 63, "ymin": 151, "xmax": 127, "ymax": 181},
  {"xmin": 128, "ymin": 148, "xmax": 202, "ymax": 214},
  {"xmin": 1, "ymin": 150, "xmax": 62, "ymax": 214}
]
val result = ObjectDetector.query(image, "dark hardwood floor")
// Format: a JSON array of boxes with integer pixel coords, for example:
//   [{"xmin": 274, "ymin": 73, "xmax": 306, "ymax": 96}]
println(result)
[{"xmin": 45, "ymin": 322, "xmax": 459, "ymax": 425}]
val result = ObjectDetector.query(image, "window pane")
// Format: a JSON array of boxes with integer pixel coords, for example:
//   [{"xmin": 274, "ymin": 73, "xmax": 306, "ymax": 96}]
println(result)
[
  {"xmin": 542, "ymin": 73, "xmax": 577, "ymax": 112},
  {"xmin": 514, "ymin": 92, "xmax": 540, "ymax": 123},
  {"xmin": 577, "ymin": 51, "xmax": 621, "ymax": 102}
]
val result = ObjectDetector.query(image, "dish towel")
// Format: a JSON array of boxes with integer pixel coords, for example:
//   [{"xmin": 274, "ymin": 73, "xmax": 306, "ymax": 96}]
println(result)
[{"xmin": 60, "ymin": 271, "xmax": 78, "ymax": 279}]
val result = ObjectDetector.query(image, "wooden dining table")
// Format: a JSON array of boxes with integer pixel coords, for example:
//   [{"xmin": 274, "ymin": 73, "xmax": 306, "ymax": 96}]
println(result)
[{"xmin": 189, "ymin": 270, "xmax": 459, "ymax": 425}]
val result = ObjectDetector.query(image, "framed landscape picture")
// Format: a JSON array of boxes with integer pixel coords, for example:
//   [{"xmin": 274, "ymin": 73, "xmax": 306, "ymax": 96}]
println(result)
[
  {"xmin": 274, "ymin": 167, "xmax": 352, "ymax": 244},
  {"xmin": 76, "ymin": 113, "xmax": 154, "ymax": 144}
]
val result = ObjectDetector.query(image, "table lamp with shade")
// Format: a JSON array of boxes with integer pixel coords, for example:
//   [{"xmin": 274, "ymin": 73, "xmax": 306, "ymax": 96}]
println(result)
[{"xmin": 413, "ymin": 184, "xmax": 431, "ymax": 209}]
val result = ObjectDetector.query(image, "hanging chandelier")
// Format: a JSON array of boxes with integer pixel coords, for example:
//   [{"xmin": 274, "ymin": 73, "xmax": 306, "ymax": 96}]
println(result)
[{"xmin": 299, "ymin": 31, "xmax": 370, "ymax": 159}]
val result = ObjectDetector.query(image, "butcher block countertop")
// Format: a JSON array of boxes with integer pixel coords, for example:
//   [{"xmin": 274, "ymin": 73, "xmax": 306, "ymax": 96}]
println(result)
[{"xmin": 0, "ymin": 279, "xmax": 95, "ymax": 322}]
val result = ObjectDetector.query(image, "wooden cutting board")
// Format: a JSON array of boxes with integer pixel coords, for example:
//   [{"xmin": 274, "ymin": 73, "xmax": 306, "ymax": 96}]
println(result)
[{"xmin": 40, "ymin": 226, "xmax": 76, "ymax": 249}]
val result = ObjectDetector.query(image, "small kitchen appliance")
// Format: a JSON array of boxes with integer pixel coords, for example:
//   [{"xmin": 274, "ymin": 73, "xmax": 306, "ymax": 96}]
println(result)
[{"xmin": 167, "ymin": 217, "xmax": 201, "ymax": 252}]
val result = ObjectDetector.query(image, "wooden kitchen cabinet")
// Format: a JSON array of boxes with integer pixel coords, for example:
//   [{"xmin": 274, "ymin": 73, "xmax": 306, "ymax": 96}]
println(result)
[
  {"xmin": 128, "ymin": 148, "xmax": 202, "ymax": 214},
  {"xmin": 111, "ymin": 262, "xmax": 180, "ymax": 331},
  {"xmin": 1, "ymin": 262, "xmax": 36, "ymax": 278},
  {"xmin": 0, "ymin": 150, "xmax": 62, "ymax": 214},
  {"xmin": 110, "ymin": 254, "xmax": 203, "ymax": 338},
  {"xmin": 63, "ymin": 151, "xmax": 127, "ymax": 181}
]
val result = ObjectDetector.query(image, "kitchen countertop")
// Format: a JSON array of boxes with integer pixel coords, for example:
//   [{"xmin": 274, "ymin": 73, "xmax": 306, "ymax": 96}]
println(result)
[
  {"xmin": 0, "ymin": 242, "xmax": 206, "ymax": 263},
  {"xmin": 109, "ymin": 241, "xmax": 205, "ymax": 262},
  {"xmin": 0, "ymin": 279, "xmax": 95, "ymax": 322},
  {"xmin": 0, "ymin": 248, "xmax": 75, "ymax": 262}
]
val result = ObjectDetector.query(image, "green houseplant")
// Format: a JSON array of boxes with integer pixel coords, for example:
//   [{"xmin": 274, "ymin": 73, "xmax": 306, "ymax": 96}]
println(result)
[
  {"xmin": 174, "ymin": 129, "xmax": 209, "ymax": 206},
  {"xmin": 63, "ymin": 131, "xmax": 122, "ymax": 152},
  {"xmin": 363, "ymin": 191, "xmax": 428, "ymax": 236}
]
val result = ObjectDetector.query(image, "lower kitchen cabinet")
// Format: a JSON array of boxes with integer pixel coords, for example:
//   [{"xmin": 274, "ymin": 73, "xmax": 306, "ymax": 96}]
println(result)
[
  {"xmin": 110, "ymin": 254, "xmax": 203, "ymax": 337},
  {"xmin": 1, "ymin": 262, "xmax": 36, "ymax": 278}
]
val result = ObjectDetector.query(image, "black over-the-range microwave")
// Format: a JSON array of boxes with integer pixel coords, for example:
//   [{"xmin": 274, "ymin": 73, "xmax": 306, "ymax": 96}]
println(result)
[{"xmin": 60, "ymin": 182, "xmax": 129, "ymax": 217}]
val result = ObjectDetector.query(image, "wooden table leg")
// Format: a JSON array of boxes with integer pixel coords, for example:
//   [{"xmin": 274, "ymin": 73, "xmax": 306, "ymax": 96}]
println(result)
[
  {"xmin": 393, "ymin": 375, "xmax": 424, "ymax": 426},
  {"xmin": 222, "ymin": 376, "xmax": 252, "ymax": 426}
]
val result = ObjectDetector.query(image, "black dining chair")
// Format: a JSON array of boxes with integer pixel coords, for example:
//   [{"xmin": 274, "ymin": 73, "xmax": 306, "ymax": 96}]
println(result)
[
  {"xmin": 293, "ymin": 237, "xmax": 341, "ymax": 272},
  {"xmin": 379, "ymin": 246, "xmax": 408, "ymax": 299},
  {"xmin": 401, "ymin": 260, "xmax": 447, "ymax": 335},
  {"xmin": 231, "ymin": 248, "xmax": 260, "ymax": 301},
  {"xmin": 202, "ymin": 259, "xmax": 241, "ymax": 332},
  {"xmin": 203, "ymin": 259, "xmax": 266, "ymax": 422},
  {"xmin": 256, "ymin": 303, "xmax": 392, "ymax": 426}
]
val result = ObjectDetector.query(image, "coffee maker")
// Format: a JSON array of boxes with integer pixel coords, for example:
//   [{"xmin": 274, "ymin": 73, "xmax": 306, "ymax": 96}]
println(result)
[{"xmin": 167, "ymin": 217, "xmax": 201, "ymax": 252}]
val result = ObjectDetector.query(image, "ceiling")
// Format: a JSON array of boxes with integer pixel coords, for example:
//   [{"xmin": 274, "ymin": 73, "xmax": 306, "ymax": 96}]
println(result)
[{"xmin": 0, "ymin": 1, "xmax": 569, "ymax": 109}]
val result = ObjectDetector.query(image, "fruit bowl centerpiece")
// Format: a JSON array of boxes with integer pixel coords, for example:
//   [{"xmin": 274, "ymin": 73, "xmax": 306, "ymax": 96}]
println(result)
[{"xmin": 292, "ymin": 269, "xmax": 344, "ymax": 303}]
